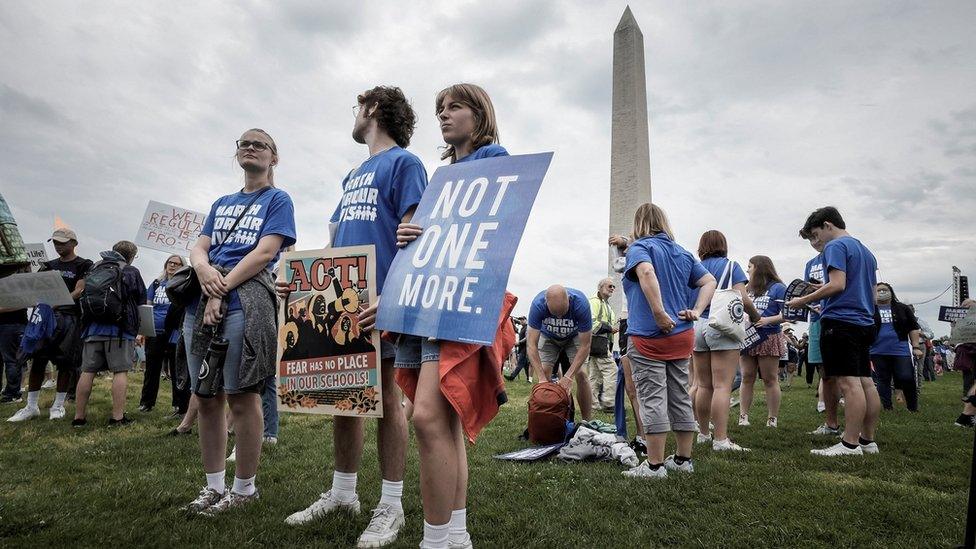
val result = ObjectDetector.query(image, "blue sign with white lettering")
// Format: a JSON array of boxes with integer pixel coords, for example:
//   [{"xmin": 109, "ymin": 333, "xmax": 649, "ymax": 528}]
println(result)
[{"xmin": 376, "ymin": 152, "xmax": 553, "ymax": 345}]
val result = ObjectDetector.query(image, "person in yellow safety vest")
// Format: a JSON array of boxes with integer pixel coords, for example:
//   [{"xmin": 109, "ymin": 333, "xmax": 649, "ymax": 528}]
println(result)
[{"xmin": 588, "ymin": 278, "xmax": 619, "ymax": 411}]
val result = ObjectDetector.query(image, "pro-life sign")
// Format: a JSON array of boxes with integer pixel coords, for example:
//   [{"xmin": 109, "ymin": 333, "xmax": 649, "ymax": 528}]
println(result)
[
  {"xmin": 134, "ymin": 200, "xmax": 206, "ymax": 256},
  {"xmin": 377, "ymin": 152, "xmax": 553, "ymax": 345}
]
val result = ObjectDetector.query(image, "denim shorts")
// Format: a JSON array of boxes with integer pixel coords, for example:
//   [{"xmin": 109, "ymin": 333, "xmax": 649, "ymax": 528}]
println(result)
[
  {"xmin": 183, "ymin": 309, "xmax": 250, "ymax": 394},
  {"xmin": 394, "ymin": 334, "xmax": 441, "ymax": 369},
  {"xmin": 692, "ymin": 318, "xmax": 743, "ymax": 352}
]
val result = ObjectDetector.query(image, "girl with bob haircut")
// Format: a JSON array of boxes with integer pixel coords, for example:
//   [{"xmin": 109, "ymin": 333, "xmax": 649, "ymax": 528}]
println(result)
[
  {"xmin": 180, "ymin": 128, "xmax": 296, "ymax": 515},
  {"xmin": 395, "ymin": 83, "xmax": 508, "ymax": 548},
  {"xmin": 613, "ymin": 203, "xmax": 716, "ymax": 479},
  {"xmin": 739, "ymin": 255, "xmax": 787, "ymax": 428},
  {"xmin": 691, "ymin": 230, "xmax": 760, "ymax": 452}
]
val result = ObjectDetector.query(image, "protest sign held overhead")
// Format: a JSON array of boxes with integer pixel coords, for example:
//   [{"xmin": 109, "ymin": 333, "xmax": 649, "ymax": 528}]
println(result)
[
  {"xmin": 940, "ymin": 306, "xmax": 970, "ymax": 323},
  {"xmin": 277, "ymin": 245, "xmax": 382, "ymax": 418},
  {"xmin": 134, "ymin": 200, "xmax": 206, "ymax": 256},
  {"xmin": 0, "ymin": 270, "xmax": 73, "ymax": 308},
  {"xmin": 377, "ymin": 152, "xmax": 553, "ymax": 345}
]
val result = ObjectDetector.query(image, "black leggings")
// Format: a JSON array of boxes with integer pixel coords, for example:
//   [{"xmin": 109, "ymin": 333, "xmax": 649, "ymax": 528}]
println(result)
[{"xmin": 871, "ymin": 354, "xmax": 918, "ymax": 411}]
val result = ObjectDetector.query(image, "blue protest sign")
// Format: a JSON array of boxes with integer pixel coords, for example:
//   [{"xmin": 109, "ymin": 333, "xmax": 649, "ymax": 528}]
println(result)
[{"xmin": 376, "ymin": 152, "xmax": 553, "ymax": 345}]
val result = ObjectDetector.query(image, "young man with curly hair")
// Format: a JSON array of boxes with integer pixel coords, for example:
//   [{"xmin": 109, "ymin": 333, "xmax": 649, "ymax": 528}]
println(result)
[{"xmin": 281, "ymin": 86, "xmax": 427, "ymax": 548}]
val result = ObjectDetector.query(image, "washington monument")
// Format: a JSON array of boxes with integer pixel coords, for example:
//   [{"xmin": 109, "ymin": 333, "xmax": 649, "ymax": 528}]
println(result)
[{"xmin": 609, "ymin": 6, "xmax": 652, "ymax": 313}]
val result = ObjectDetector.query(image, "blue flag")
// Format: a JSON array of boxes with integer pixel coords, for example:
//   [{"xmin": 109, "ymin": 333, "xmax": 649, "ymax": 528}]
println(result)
[{"xmin": 376, "ymin": 152, "xmax": 553, "ymax": 345}]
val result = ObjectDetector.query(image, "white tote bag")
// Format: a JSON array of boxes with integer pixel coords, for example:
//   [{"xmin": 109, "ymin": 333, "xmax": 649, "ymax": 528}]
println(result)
[{"xmin": 707, "ymin": 260, "xmax": 746, "ymax": 342}]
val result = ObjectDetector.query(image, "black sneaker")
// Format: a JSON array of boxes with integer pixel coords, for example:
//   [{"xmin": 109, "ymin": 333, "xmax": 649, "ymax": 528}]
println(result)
[
  {"xmin": 138, "ymin": 405, "xmax": 153, "ymax": 413},
  {"xmin": 955, "ymin": 414, "xmax": 975, "ymax": 427},
  {"xmin": 71, "ymin": 418, "xmax": 87, "ymax": 428},
  {"xmin": 109, "ymin": 415, "xmax": 133, "ymax": 426},
  {"xmin": 0, "ymin": 395, "xmax": 23, "ymax": 404},
  {"xmin": 167, "ymin": 428, "xmax": 193, "ymax": 436},
  {"xmin": 630, "ymin": 436, "xmax": 647, "ymax": 455}
]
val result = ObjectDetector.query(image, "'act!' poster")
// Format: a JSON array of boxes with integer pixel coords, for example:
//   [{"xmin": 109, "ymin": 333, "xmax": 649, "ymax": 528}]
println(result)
[{"xmin": 276, "ymin": 245, "xmax": 382, "ymax": 418}]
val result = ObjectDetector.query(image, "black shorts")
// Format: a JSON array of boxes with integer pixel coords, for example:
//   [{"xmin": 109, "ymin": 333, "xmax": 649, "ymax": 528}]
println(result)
[{"xmin": 820, "ymin": 318, "xmax": 876, "ymax": 378}]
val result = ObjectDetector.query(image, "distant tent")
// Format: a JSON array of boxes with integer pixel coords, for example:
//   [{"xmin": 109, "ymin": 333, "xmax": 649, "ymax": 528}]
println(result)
[{"xmin": 0, "ymin": 192, "xmax": 30, "ymax": 276}]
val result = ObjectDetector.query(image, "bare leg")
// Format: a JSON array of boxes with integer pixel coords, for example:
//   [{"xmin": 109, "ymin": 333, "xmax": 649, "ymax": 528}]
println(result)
[
  {"xmin": 177, "ymin": 395, "xmax": 199, "ymax": 432},
  {"xmin": 675, "ymin": 431, "xmax": 694, "ymax": 458},
  {"xmin": 197, "ymin": 393, "xmax": 228, "ymax": 474},
  {"xmin": 413, "ymin": 359, "xmax": 460, "ymax": 525},
  {"xmin": 823, "ymin": 377, "xmax": 841, "ymax": 428},
  {"xmin": 334, "ymin": 415, "xmax": 366, "ymax": 473},
  {"xmin": 227, "ymin": 392, "xmax": 263, "ymax": 480},
  {"xmin": 451, "ymin": 412, "xmax": 467, "ymax": 509},
  {"xmin": 376, "ymin": 359, "xmax": 406, "ymax": 482},
  {"xmin": 860, "ymin": 377, "xmax": 881, "ymax": 441},
  {"xmin": 758, "ymin": 356, "xmax": 782, "ymax": 420},
  {"xmin": 836, "ymin": 376, "xmax": 866, "ymax": 445},
  {"xmin": 72, "ymin": 371, "xmax": 96, "ymax": 420},
  {"xmin": 740, "ymin": 355, "xmax": 759, "ymax": 419},
  {"xmin": 574, "ymin": 369, "xmax": 593, "ymax": 421},
  {"xmin": 692, "ymin": 351, "xmax": 712, "ymax": 436},
  {"xmin": 709, "ymin": 350, "xmax": 739, "ymax": 441},
  {"xmin": 644, "ymin": 432, "xmax": 667, "ymax": 464},
  {"xmin": 110, "ymin": 371, "xmax": 127, "ymax": 420}
]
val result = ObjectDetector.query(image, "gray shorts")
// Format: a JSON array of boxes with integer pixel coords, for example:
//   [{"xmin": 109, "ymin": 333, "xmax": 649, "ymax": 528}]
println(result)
[
  {"xmin": 693, "ymin": 318, "xmax": 743, "ymax": 353},
  {"xmin": 539, "ymin": 334, "xmax": 581, "ymax": 366},
  {"xmin": 627, "ymin": 340, "xmax": 696, "ymax": 434},
  {"xmin": 82, "ymin": 338, "xmax": 136, "ymax": 374}
]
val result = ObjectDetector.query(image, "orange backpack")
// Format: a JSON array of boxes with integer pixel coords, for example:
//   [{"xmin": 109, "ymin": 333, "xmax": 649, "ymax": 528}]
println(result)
[{"xmin": 527, "ymin": 382, "xmax": 572, "ymax": 445}]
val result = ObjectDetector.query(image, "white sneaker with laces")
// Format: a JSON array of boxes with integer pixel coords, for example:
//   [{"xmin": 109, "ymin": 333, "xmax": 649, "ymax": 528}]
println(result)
[
  {"xmin": 811, "ymin": 441, "xmax": 863, "ymax": 456},
  {"xmin": 226, "ymin": 446, "xmax": 236, "ymax": 462},
  {"xmin": 663, "ymin": 454, "xmax": 694, "ymax": 473},
  {"xmin": 816, "ymin": 401, "xmax": 826, "ymax": 413},
  {"xmin": 809, "ymin": 424, "xmax": 840, "ymax": 436},
  {"xmin": 860, "ymin": 442, "xmax": 879, "ymax": 454},
  {"xmin": 285, "ymin": 490, "xmax": 361, "ymax": 525},
  {"xmin": 8, "ymin": 405, "xmax": 40, "ymax": 422},
  {"xmin": 622, "ymin": 460, "xmax": 668, "ymax": 479},
  {"xmin": 766, "ymin": 417, "xmax": 778, "ymax": 428},
  {"xmin": 696, "ymin": 432, "xmax": 712, "ymax": 444},
  {"xmin": 356, "ymin": 503, "xmax": 405, "ymax": 548},
  {"xmin": 738, "ymin": 414, "xmax": 750, "ymax": 427},
  {"xmin": 201, "ymin": 489, "xmax": 260, "ymax": 516},
  {"xmin": 49, "ymin": 405, "xmax": 66, "ymax": 420},
  {"xmin": 180, "ymin": 487, "xmax": 225, "ymax": 513},
  {"xmin": 712, "ymin": 438, "xmax": 750, "ymax": 452}
]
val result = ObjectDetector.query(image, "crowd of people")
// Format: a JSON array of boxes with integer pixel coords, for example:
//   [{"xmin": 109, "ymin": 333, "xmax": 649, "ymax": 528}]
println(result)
[{"xmin": 1, "ymin": 79, "xmax": 975, "ymax": 549}]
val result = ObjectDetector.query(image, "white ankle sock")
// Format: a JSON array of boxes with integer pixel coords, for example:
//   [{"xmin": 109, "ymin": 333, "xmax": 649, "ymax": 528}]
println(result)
[
  {"xmin": 27, "ymin": 391, "xmax": 39, "ymax": 409},
  {"xmin": 422, "ymin": 521, "xmax": 450, "ymax": 548},
  {"xmin": 206, "ymin": 470, "xmax": 225, "ymax": 493},
  {"xmin": 53, "ymin": 392, "xmax": 66, "ymax": 408},
  {"xmin": 449, "ymin": 508, "xmax": 468, "ymax": 542},
  {"xmin": 332, "ymin": 471, "xmax": 358, "ymax": 502},
  {"xmin": 379, "ymin": 479, "xmax": 403, "ymax": 509},
  {"xmin": 232, "ymin": 475, "xmax": 256, "ymax": 496}
]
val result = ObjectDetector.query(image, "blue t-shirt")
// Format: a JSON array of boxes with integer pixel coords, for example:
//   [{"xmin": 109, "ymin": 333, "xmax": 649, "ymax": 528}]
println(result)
[
  {"xmin": 330, "ymin": 146, "xmax": 427, "ymax": 293},
  {"xmin": 820, "ymin": 236, "xmax": 878, "ymax": 326},
  {"xmin": 201, "ymin": 187, "xmax": 297, "ymax": 310},
  {"xmin": 623, "ymin": 234, "xmax": 708, "ymax": 339},
  {"xmin": 871, "ymin": 305, "xmax": 909, "ymax": 356},
  {"xmin": 697, "ymin": 257, "xmax": 747, "ymax": 319},
  {"xmin": 456, "ymin": 143, "xmax": 508, "ymax": 163},
  {"xmin": 804, "ymin": 254, "xmax": 825, "ymax": 322},
  {"xmin": 751, "ymin": 282, "xmax": 787, "ymax": 336},
  {"xmin": 527, "ymin": 288, "xmax": 592, "ymax": 340},
  {"xmin": 148, "ymin": 279, "xmax": 171, "ymax": 334}
]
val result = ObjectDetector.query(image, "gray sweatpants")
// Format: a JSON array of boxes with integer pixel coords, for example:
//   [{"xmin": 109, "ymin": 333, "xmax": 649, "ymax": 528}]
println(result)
[{"xmin": 628, "ymin": 340, "xmax": 696, "ymax": 434}]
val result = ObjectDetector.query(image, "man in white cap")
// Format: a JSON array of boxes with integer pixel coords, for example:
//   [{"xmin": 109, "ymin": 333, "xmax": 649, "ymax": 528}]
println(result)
[{"xmin": 8, "ymin": 228, "xmax": 93, "ymax": 422}]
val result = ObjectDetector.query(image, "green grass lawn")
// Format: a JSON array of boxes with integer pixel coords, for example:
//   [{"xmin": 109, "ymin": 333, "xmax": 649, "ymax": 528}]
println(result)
[{"xmin": 0, "ymin": 370, "xmax": 971, "ymax": 548}]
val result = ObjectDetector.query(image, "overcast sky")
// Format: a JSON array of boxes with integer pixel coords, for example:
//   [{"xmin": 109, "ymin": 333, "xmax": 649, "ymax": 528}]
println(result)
[{"xmin": 2, "ymin": 1, "xmax": 974, "ymax": 336}]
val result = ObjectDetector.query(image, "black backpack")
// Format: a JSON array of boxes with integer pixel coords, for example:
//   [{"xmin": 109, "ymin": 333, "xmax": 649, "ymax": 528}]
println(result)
[{"xmin": 80, "ymin": 260, "xmax": 128, "ymax": 330}]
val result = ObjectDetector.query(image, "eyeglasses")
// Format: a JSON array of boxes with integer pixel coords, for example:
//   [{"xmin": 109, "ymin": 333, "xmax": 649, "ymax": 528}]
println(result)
[{"xmin": 236, "ymin": 140, "xmax": 271, "ymax": 151}]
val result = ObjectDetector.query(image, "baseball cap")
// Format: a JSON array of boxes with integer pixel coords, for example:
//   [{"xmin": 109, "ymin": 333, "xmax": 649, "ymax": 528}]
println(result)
[{"xmin": 49, "ymin": 228, "xmax": 78, "ymax": 243}]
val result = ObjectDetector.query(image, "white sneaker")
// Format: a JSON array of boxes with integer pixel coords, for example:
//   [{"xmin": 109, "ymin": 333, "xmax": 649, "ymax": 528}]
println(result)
[
  {"xmin": 713, "ymin": 438, "xmax": 750, "ymax": 452},
  {"xmin": 860, "ymin": 442, "xmax": 879, "ymax": 454},
  {"xmin": 663, "ymin": 454, "xmax": 694, "ymax": 473},
  {"xmin": 811, "ymin": 441, "xmax": 863, "ymax": 456},
  {"xmin": 809, "ymin": 424, "xmax": 841, "ymax": 436},
  {"xmin": 285, "ymin": 490, "xmax": 361, "ymax": 525},
  {"xmin": 263, "ymin": 436, "xmax": 278, "ymax": 445},
  {"xmin": 729, "ymin": 398, "xmax": 740, "ymax": 408},
  {"xmin": 738, "ymin": 414, "xmax": 750, "ymax": 426},
  {"xmin": 622, "ymin": 460, "xmax": 668, "ymax": 479},
  {"xmin": 7, "ymin": 405, "xmax": 40, "ymax": 422},
  {"xmin": 226, "ymin": 447, "xmax": 236, "ymax": 462},
  {"xmin": 41, "ymin": 379, "xmax": 55, "ymax": 389},
  {"xmin": 696, "ymin": 432, "xmax": 712, "ymax": 444},
  {"xmin": 449, "ymin": 533, "xmax": 474, "ymax": 549},
  {"xmin": 49, "ymin": 405, "xmax": 66, "ymax": 420},
  {"xmin": 816, "ymin": 401, "xmax": 826, "ymax": 413},
  {"xmin": 766, "ymin": 417, "xmax": 778, "ymax": 428},
  {"xmin": 839, "ymin": 398, "xmax": 845, "ymax": 407},
  {"xmin": 356, "ymin": 503, "xmax": 405, "ymax": 548}
]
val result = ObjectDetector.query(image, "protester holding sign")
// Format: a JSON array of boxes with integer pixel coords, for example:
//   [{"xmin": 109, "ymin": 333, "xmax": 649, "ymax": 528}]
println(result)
[
  {"xmin": 617, "ymin": 203, "xmax": 716, "ymax": 479},
  {"xmin": 787, "ymin": 206, "xmax": 881, "ymax": 457},
  {"xmin": 392, "ymin": 83, "xmax": 510, "ymax": 549},
  {"xmin": 180, "ymin": 129, "xmax": 295, "ymax": 515},
  {"xmin": 739, "ymin": 256, "xmax": 787, "ymax": 429},
  {"xmin": 691, "ymin": 230, "xmax": 759, "ymax": 452},
  {"xmin": 8, "ymin": 228, "xmax": 93, "ymax": 422},
  {"xmin": 280, "ymin": 87, "xmax": 424, "ymax": 548},
  {"xmin": 140, "ymin": 255, "xmax": 188, "ymax": 415},
  {"xmin": 870, "ymin": 282, "xmax": 922, "ymax": 412},
  {"xmin": 72, "ymin": 241, "xmax": 147, "ymax": 426}
]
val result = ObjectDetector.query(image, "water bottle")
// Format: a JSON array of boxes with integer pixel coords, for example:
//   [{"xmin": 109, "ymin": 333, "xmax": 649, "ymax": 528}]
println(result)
[{"xmin": 195, "ymin": 335, "xmax": 228, "ymax": 398}]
